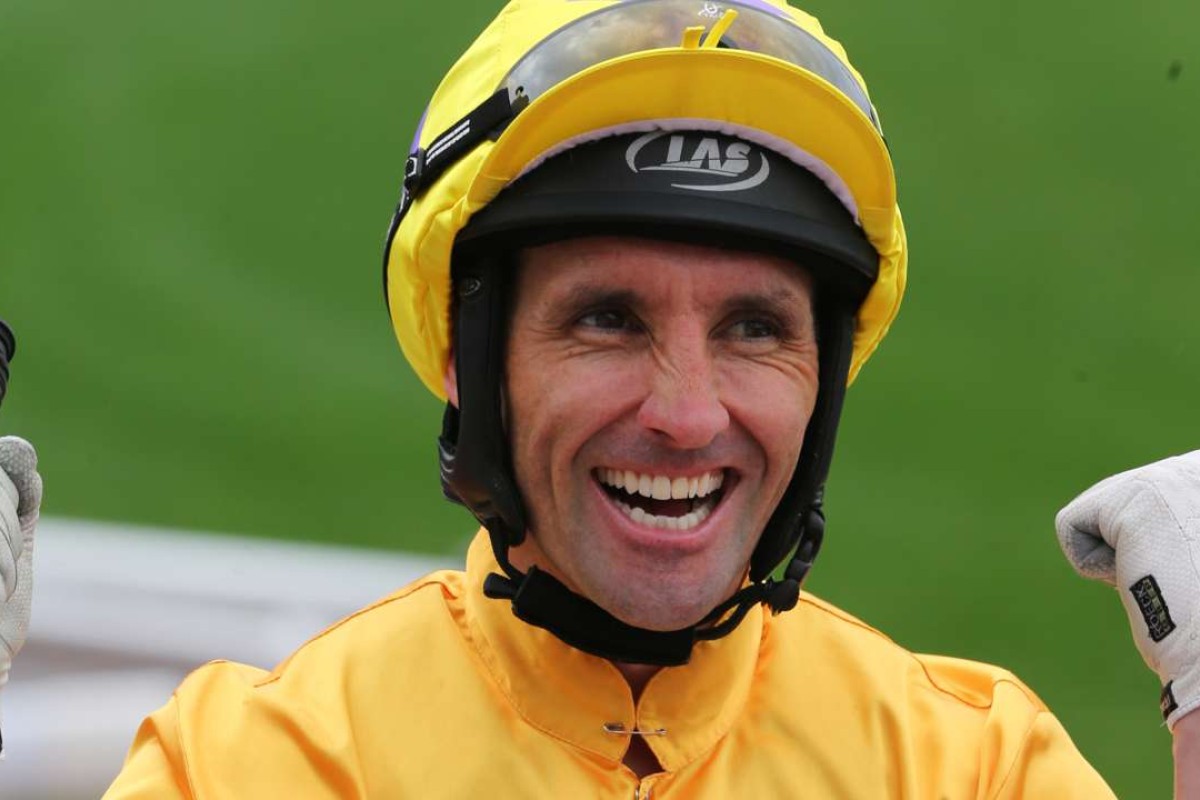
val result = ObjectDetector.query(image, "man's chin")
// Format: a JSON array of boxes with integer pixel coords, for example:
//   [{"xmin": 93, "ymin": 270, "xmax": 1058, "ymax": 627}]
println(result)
[{"xmin": 589, "ymin": 580, "xmax": 736, "ymax": 633}]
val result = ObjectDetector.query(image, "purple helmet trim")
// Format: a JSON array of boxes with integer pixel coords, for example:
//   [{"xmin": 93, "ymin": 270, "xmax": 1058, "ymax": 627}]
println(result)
[
  {"xmin": 601, "ymin": 0, "xmax": 788, "ymax": 13},
  {"xmin": 726, "ymin": 0, "xmax": 790, "ymax": 18},
  {"xmin": 410, "ymin": 106, "xmax": 429, "ymax": 152}
]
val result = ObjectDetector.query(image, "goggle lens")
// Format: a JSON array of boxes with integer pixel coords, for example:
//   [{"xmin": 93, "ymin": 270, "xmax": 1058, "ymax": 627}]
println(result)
[{"xmin": 501, "ymin": 0, "xmax": 878, "ymax": 129}]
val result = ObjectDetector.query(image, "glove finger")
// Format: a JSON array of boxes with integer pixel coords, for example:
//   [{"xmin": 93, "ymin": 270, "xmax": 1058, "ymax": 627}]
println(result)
[
  {"xmin": 0, "ymin": 468, "xmax": 19, "ymax": 599},
  {"xmin": 0, "ymin": 460, "xmax": 16, "ymax": 513},
  {"xmin": 1054, "ymin": 519, "xmax": 1116, "ymax": 583},
  {"xmin": 1, "ymin": 508, "xmax": 35, "ymax": 658},
  {"xmin": 0, "ymin": 436, "xmax": 41, "ymax": 520},
  {"xmin": 1054, "ymin": 472, "xmax": 1144, "ymax": 584},
  {"xmin": 16, "ymin": 470, "xmax": 42, "ymax": 539}
]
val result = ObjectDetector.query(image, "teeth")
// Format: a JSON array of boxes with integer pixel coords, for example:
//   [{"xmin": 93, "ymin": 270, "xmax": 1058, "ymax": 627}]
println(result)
[
  {"xmin": 652, "ymin": 476, "xmax": 671, "ymax": 500},
  {"xmin": 599, "ymin": 468, "xmax": 727, "ymax": 531},
  {"xmin": 597, "ymin": 468, "xmax": 726, "ymax": 500},
  {"xmin": 614, "ymin": 497, "xmax": 716, "ymax": 531}
]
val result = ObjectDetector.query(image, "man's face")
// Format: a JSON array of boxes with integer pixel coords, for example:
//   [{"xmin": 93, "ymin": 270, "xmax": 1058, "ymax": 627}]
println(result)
[{"xmin": 502, "ymin": 236, "xmax": 820, "ymax": 631}]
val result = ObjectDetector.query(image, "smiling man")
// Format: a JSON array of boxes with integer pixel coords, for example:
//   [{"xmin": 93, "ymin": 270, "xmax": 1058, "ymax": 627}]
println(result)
[
  {"xmin": 79, "ymin": 0, "xmax": 1200, "ymax": 796},
  {"xmin": 497, "ymin": 237, "xmax": 820, "ymax": 634}
]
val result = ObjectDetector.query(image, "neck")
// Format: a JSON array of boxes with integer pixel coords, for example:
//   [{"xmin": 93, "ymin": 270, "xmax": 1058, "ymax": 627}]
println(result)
[{"xmin": 614, "ymin": 660, "xmax": 662, "ymax": 701}]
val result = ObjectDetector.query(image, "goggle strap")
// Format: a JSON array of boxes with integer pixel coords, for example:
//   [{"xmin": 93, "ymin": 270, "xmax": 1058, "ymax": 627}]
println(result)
[
  {"xmin": 404, "ymin": 89, "xmax": 522, "ymax": 203},
  {"xmin": 383, "ymin": 88, "xmax": 523, "ymax": 313}
]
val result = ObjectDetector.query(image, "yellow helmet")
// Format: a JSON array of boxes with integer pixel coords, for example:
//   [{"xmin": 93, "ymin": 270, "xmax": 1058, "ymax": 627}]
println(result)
[
  {"xmin": 384, "ymin": 0, "xmax": 905, "ymax": 400},
  {"xmin": 381, "ymin": 0, "xmax": 907, "ymax": 664}
]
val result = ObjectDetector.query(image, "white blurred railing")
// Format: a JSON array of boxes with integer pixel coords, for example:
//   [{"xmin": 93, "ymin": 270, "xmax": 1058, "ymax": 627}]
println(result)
[{"xmin": 2, "ymin": 518, "xmax": 454, "ymax": 799}]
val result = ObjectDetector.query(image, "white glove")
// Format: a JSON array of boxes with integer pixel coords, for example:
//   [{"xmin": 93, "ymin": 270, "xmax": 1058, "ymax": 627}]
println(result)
[
  {"xmin": 0, "ymin": 436, "xmax": 41, "ymax": 757},
  {"xmin": 1056, "ymin": 450, "xmax": 1200, "ymax": 730}
]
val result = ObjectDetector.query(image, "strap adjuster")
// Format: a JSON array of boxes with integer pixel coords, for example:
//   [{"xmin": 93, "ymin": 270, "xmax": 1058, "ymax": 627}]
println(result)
[{"xmin": 403, "ymin": 149, "xmax": 426, "ymax": 194}]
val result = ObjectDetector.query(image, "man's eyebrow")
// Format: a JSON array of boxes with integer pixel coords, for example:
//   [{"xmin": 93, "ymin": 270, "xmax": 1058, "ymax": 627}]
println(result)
[
  {"xmin": 720, "ymin": 288, "xmax": 814, "ymax": 322},
  {"xmin": 538, "ymin": 284, "xmax": 814, "ymax": 329},
  {"xmin": 551, "ymin": 285, "xmax": 639, "ymax": 313}
]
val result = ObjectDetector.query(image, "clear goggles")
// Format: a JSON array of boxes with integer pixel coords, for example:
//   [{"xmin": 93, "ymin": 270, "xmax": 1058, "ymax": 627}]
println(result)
[
  {"xmin": 503, "ymin": 0, "xmax": 878, "ymax": 129},
  {"xmin": 401, "ymin": 0, "xmax": 878, "ymax": 213}
]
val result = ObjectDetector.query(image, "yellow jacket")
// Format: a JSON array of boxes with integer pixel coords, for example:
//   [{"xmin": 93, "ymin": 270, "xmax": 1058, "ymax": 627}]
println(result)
[{"xmin": 105, "ymin": 532, "xmax": 1114, "ymax": 798}]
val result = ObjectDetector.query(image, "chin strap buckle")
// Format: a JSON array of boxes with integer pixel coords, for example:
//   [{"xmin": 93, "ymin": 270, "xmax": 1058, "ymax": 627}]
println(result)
[
  {"xmin": 483, "ymin": 571, "xmax": 519, "ymax": 600},
  {"xmin": 765, "ymin": 504, "xmax": 827, "ymax": 615},
  {"xmin": 763, "ymin": 578, "xmax": 801, "ymax": 614},
  {"xmin": 788, "ymin": 506, "xmax": 826, "ymax": 581}
]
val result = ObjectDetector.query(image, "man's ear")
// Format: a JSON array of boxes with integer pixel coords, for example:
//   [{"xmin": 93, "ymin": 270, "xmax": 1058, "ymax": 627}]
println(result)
[{"xmin": 444, "ymin": 350, "xmax": 460, "ymax": 409}]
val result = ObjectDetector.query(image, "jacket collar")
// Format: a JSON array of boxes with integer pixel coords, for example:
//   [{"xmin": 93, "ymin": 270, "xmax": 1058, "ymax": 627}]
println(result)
[{"xmin": 462, "ymin": 531, "xmax": 764, "ymax": 771}]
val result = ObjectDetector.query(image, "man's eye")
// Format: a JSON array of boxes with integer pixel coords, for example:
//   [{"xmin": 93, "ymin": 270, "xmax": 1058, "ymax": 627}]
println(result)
[
  {"xmin": 728, "ymin": 318, "xmax": 780, "ymax": 340},
  {"xmin": 578, "ymin": 309, "xmax": 635, "ymax": 332}
]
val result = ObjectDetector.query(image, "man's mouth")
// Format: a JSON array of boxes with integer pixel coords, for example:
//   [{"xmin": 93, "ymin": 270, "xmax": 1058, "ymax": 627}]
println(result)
[{"xmin": 594, "ymin": 468, "xmax": 727, "ymax": 531}]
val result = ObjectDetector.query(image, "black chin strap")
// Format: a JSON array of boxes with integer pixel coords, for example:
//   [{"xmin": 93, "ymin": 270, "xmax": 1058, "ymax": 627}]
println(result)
[
  {"xmin": 483, "ymin": 568, "xmax": 695, "ymax": 665},
  {"xmin": 480, "ymin": 504, "xmax": 826, "ymax": 667}
]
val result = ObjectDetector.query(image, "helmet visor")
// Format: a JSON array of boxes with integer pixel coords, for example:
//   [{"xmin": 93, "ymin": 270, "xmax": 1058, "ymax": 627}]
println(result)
[{"xmin": 502, "ymin": 0, "xmax": 877, "ymax": 129}]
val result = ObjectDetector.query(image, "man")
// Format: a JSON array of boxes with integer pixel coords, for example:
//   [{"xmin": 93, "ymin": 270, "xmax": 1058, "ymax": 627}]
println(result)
[{"xmin": 1, "ymin": 0, "xmax": 1197, "ymax": 795}]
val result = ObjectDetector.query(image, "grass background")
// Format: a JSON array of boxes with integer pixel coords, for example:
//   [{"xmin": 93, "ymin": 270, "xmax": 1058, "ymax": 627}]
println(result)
[{"xmin": 2, "ymin": 0, "xmax": 1197, "ymax": 794}]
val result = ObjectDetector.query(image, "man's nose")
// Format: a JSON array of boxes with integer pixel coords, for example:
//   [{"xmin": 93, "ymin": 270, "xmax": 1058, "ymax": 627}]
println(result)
[{"xmin": 635, "ymin": 342, "xmax": 730, "ymax": 450}]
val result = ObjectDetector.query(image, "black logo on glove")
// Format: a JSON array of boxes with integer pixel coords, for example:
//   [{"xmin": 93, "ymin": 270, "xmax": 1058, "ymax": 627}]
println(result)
[{"xmin": 1130, "ymin": 574, "xmax": 1176, "ymax": 643}]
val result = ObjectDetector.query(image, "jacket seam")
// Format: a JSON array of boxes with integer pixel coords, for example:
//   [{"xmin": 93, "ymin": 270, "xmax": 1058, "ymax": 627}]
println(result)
[
  {"xmin": 799, "ymin": 595, "xmax": 1040, "ymax": 711},
  {"xmin": 254, "ymin": 574, "xmax": 454, "ymax": 688},
  {"xmin": 172, "ymin": 692, "xmax": 200, "ymax": 799},
  {"xmin": 986, "ymin": 708, "xmax": 1044, "ymax": 799}
]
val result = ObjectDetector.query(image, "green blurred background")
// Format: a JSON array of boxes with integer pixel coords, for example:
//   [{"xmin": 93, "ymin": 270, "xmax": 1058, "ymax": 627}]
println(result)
[{"xmin": 2, "ymin": 0, "xmax": 1197, "ymax": 794}]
